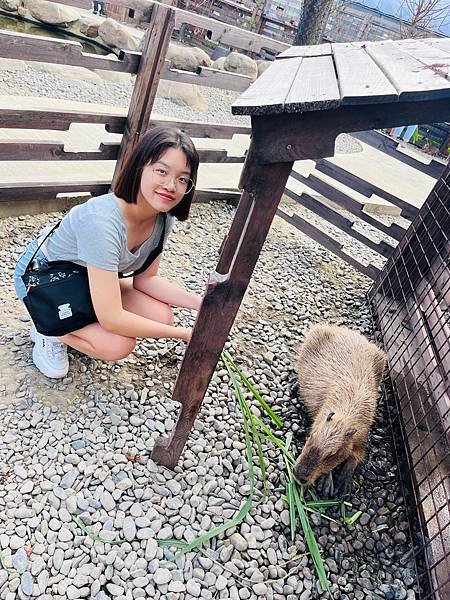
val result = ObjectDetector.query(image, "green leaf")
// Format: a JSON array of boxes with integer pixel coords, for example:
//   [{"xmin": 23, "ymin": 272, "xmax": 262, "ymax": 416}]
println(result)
[
  {"xmin": 286, "ymin": 481, "xmax": 297, "ymax": 542},
  {"xmin": 222, "ymin": 351, "xmax": 283, "ymax": 429},
  {"xmin": 158, "ymin": 493, "xmax": 255, "ymax": 555},
  {"xmin": 292, "ymin": 484, "xmax": 329, "ymax": 591},
  {"xmin": 343, "ymin": 509, "xmax": 362, "ymax": 526},
  {"xmin": 72, "ymin": 515, "xmax": 126, "ymax": 545}
]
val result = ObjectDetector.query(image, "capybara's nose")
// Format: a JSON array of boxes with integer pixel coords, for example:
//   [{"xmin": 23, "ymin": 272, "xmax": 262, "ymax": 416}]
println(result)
[{"xmin": 293, "ymin": 467, "xmax": 308, "ymax": 485}]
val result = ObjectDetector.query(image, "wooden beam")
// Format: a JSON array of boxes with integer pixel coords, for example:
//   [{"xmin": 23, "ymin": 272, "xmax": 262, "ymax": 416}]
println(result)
[
  {"xmin": 0, "ymin": 182, "xmax": 110, "ymax": 202},
  {"xmin": 148, "ymin": 118, "xmax": 251, "ymax": 139},
  {"xmin": 277, "ymin": 208, "xmax": 380, "ymax": 280},
  {"xmin": 151, "ymin": 159, "xmax": 293, "ymax": 467},
  {"xmin": 315, "ymin": 159, "xmax": 419, "ymax": 221},
  {"xmin": 242, "ymin": 99, "xmax": 450, "ymax": 163},
  {"xmin": 0, "ymin": 141, "xmax": 119, "ymax": 161},
  {"xmin": 0, "ymin": 108, "xmax": 126, "ymax": 132},
  {"xmin": 112, "ymin": 3, "xmax": 174, "ymax": 185},
  {"xmin": 0, "ymin": 30, "xmax": 140, "ymax": 73},
  {"xmin": 285, "ymin": 188, "xmax": 395, "ymax": 258},
  {"xmin": 290, "ymin": 170, "xmax": 406, "ymax": 241},
  {"xmin": 162, "ymin": 61, "xmax": 253, "ymax": 92}
]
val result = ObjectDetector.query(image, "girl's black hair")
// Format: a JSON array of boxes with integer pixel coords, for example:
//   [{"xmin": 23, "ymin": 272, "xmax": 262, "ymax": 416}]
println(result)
[{"xmin": 113, "ymin": 126, "xmax": 199, "ymax": 221}]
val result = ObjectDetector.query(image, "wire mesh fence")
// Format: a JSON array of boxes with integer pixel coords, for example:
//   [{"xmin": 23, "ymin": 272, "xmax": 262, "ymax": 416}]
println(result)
[{"xmin": 369, "ymin": 165, "xmax": 450, "ymax": 600}]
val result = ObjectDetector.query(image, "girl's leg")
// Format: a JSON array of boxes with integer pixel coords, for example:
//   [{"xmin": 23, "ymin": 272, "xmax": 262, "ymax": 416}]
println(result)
[{"xmin": 60, "ymin": 281, "xmax": 174, "ymax": 360}]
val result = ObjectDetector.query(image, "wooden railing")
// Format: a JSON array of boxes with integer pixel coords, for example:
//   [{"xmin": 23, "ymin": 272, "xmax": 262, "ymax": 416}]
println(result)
[{"xmin": 0, "ymin": 1, "xmax": 252, "ymax": 205}]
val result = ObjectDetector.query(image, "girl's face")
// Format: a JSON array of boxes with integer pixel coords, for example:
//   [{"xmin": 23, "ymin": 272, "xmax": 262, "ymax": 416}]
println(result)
[{"xmin": 138, "ymin": 147, "xmax": 192, "ymax": 215}]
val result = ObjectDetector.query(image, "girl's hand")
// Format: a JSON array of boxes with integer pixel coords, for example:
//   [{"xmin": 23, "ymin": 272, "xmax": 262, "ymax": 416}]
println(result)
[{"xmin": 179, "ymin": 327, "xmax": 192, "ymax": 342}]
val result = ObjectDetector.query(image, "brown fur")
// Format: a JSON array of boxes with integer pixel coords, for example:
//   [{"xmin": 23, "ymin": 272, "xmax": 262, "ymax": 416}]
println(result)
[{"xmin": 292, "ymin": 324, "xmax": 386, "ymax": 496}]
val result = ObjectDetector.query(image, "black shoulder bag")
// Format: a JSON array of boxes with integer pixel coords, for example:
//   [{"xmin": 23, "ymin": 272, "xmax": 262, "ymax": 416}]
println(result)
[{"xmin": 22, "ymin": 216, "xmax": 166, "ymax": 337}]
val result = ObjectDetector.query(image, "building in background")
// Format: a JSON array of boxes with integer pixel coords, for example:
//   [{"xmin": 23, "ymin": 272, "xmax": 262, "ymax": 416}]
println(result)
[
  {"xmin": 324, "ymin": 0, "xmax": 437, "ymax": 42},
  {"xmin": 257, "ymin": 0, "xmax": 301, "ymax": 44},
  {"xmin": 259, "ymin": 0, "xmax": 445, "ymax": 45}
]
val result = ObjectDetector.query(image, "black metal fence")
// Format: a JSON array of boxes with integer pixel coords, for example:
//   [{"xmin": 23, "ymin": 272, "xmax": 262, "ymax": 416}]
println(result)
[{"xmin": 369, "ymin": 165, "xmax": 450, "ymax": 600}]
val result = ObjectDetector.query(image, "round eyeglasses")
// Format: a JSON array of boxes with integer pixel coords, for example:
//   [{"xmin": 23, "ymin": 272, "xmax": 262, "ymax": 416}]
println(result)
[{"xmin": 151, "ymin": 167, "xmax": 195, "ymax": 195}]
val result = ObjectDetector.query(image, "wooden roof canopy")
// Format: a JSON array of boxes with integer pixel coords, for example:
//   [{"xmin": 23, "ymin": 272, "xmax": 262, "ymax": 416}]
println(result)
[{"xmin": 231, "ymin": 38, "xmax": 450, "ymax": 163}]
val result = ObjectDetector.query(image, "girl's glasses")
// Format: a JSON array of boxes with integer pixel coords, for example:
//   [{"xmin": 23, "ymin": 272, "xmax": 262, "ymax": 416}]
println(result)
[{"xmin": 151, "ymin": 167, "xmax": 195, "ymax": 195}]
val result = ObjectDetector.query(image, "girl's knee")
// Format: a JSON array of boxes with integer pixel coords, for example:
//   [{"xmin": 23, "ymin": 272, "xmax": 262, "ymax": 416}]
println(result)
[
  {"xmin": 98, "ymin": 336, "xmax": 136, "ymax": 361},
  {"xmin": 162, "ymin": 303, "xmax": 174, "ymax": 327}
]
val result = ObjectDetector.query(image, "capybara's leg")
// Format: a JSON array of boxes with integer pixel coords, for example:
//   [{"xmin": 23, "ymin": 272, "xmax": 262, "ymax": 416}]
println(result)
[
  {"xmin": 289, "ymin": 378, "xmax": 300, "ymax": 398},
  {"xmin": 335, "ymin": 444, "xmax": 366, "ymax": 497},
  {"xmin": 315, "ymin": 472, "xmax": 334, "ymax": 498}
]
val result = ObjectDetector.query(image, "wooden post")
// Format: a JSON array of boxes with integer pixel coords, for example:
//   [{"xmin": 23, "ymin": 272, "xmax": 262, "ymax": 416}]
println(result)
[
  {"xmin": 151, "ymin": 145, "xmax": 294, "ymax": 468},
  {"xmin": 112, "ymin": 3, "xmax": 174, "ymax": 186}
]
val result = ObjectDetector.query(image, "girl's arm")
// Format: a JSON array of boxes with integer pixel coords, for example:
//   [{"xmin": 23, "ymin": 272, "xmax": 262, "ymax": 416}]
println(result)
[
  {"xmin": 133, "ymin": 256, "xmax": 202, "ymax": 311},
  {"xmin": 87, "ymin": 265, "xmax": 191, "ymax": 341}
]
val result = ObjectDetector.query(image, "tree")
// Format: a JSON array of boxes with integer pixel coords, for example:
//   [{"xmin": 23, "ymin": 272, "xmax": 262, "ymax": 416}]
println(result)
[
  {"xmin": 293, "ymin": 0, "xmax": 334, "ymax": 46},
  {"xmin": 400, "ymin": 0, "xmax": 450, "ymax": 37}
]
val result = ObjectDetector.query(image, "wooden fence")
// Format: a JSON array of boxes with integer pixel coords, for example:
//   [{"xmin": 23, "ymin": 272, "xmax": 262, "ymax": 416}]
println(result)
[{"xmin": 0, "ymin": 1, "xmax": 252, "ymax": 205}]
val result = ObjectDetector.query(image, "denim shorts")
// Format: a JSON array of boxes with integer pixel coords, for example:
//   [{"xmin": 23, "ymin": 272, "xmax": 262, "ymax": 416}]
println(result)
[{"xmin": 14, "ymin": 239, "xmax": 49, "ymax": 301}]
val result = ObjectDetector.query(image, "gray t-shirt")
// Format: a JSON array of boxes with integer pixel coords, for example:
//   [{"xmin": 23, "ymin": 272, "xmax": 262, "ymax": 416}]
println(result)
[{"xmin": 41, "ymin": 193, "xmax": 174, "ymax": 273}]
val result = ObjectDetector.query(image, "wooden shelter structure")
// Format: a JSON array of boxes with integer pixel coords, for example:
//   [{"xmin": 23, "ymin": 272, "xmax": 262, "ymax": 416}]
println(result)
[{"xmin": 151, "ymin": 35, "xmax": 450, "ymax": 463}]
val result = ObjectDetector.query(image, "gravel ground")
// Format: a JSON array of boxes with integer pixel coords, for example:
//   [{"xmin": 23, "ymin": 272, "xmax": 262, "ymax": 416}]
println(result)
[
  {"xmin": 1, "ymin": 203, "xmax": 418, "ymax": 600},
  {"xmin": 0, "ymin": 64, "xmax": 420, "ymax": 600}
]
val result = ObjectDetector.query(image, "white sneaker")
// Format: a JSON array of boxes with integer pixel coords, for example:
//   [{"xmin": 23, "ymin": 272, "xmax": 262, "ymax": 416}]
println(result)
[{"xmin": 32, "ymin": 328, "xmax": 69, "ymax": 379}]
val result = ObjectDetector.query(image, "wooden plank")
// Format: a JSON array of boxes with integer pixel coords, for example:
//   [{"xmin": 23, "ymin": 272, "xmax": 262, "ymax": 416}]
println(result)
[
  {"xmin": 197, "ymin": 149, "xmax": 245, "ymax": 163},
  {"xmin": 333, "ymin": 43, "xmax": 398, "ymax": 105},
  {"xmin": 0, "ymin": 31, "xmax": 140, "ymax": 73},
  {"xmin": 0, "ymin": 181, "xmax": 111, "ymax": 202},
  {"xmin": 194, "ymin": 189, "xmax": 241, "ymax": 206},
  {"xmin": 398, "ymin": 38, "xmax": 450, "ymax": 62},
  {"xmin": 277, "ymin": 43, "xmax": 332, "ymax": 59},
  {"xmin": 0, "ymin": 141, "xmax": 119, "ymax": 161},
  {"xmin": 232, "ymin": 57, "xmax": 301, "ymax": 116},
  {"xmin": 315, "ymin": 159, "xmax": 419, "ymax": 221},
  {"xmin": 276, "ymin": 208, "xmax": 380, "ymax": 280},
  {"xmin": 285, "ymin": 188, "xmax": 395, "ymax": 258},
  {"xmin": 285, "ymin": 55, "xmax": 340, "ymax": 113},
  {"xmin": 149, "ymin": 118, "xmax": 250, "ymax": 139},
  {"xmin": 161, "ymin": 61, "xmax": 253, "ymax": 92},
  {"xmin": 0, "ymin": 107, "xmax": 126, "ymax": 132},
  {"xmin": 364, "ymin": 40, "xmax": 450, "ymax": 101},
  {"xmin": 395, "ymin": 39, "xmax": 450, "ymax": 87},
  {"xmin": 113, "ymin": 3, "xmax": 174, "ymax": 184},
  {"xmin": 290, "ymin": 170, "xmax": 406, "ymax": 241}
]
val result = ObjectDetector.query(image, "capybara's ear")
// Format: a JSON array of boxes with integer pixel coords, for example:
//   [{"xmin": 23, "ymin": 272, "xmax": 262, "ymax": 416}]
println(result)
[{"xmin": 373, "ymin": 349, "xmax": 387, "ymax": 386}]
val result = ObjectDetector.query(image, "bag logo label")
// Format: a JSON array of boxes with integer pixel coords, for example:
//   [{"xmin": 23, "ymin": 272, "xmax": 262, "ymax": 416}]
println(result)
[{"xmin": 58, "ymin": 303, "xmax": 73, "ymax": 320}]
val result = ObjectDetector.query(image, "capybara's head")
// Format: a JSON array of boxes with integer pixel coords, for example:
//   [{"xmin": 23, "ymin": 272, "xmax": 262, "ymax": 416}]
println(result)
[{"xmin": 292, "ymin": 411, "xmax": 357, "ymax": 486}]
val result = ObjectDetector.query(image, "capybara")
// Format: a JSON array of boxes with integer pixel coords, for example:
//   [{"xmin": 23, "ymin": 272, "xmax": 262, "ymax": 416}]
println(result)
[{"xmin": 292, "ymin": 324, "xmax": 386, "ymax": 497}]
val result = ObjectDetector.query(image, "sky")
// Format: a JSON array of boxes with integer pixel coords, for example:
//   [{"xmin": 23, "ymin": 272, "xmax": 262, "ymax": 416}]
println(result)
[{"xmin": 356, "ymin": 0, "xmax": 450, "ymax": 34}]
